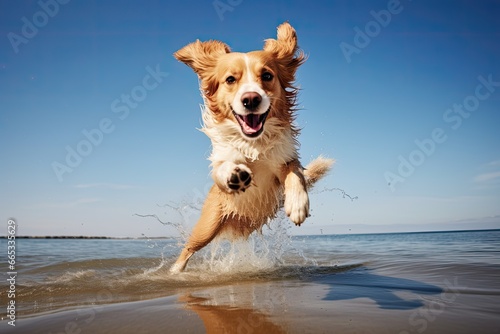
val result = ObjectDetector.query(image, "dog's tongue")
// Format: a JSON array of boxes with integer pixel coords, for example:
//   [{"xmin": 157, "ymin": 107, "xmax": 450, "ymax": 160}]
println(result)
[
  {"xmin": 241, "ymin": 114, "xmax": 263, "ymax": 134},
  {"xmin": 244, "ymin": 114, "xmax": 261, "ymax": 129}
]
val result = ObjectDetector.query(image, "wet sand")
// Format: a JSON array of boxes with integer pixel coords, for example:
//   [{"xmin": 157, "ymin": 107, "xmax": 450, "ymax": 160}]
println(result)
[{"xmin": 4, "ymin": 267, "xmax": 500, "ymax": 334}]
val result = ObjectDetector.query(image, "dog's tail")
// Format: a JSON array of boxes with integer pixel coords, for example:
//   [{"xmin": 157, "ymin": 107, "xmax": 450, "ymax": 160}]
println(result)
[{"xmin": 304, "ymin": 156, "xmax": 334, "ymax": 189}]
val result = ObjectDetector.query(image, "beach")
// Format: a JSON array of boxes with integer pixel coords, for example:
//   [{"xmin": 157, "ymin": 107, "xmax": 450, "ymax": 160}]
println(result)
[{"xmin": 1, "ymin": 229, "xmax": 500, "ymax": 333}]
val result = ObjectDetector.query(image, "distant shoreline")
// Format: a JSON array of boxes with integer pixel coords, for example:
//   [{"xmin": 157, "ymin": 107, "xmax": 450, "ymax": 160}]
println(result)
[
  {"xmin": 1, "ymin": 228, "xmax": 499, "ymax": 239},
  {"xmin": 0, "ymin": 236, "xmax": 169, "ymax": 240}
]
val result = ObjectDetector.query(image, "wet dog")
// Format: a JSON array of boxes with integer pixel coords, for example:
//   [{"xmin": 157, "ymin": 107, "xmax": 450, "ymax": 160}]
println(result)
[{"xmin": 170, "ymin": 22, "xmax": 333, "ymax": 272}]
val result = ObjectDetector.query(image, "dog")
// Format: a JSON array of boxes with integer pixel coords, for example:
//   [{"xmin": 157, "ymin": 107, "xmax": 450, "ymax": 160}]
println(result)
[{"xmin": 170, "ymin": 22, "xmax": 334, "ymax": 273}]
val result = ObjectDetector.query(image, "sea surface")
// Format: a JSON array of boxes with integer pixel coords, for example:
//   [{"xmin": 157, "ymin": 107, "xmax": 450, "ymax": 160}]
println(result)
[{"xmin": 1, "ymin": 225, "xmax": 500, "ymax": 333}]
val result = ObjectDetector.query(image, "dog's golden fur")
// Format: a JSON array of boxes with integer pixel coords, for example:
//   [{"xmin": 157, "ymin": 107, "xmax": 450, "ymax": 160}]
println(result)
[{"xmin": 170, "ymin": 22, "xmax": 334, "ymax": 273}]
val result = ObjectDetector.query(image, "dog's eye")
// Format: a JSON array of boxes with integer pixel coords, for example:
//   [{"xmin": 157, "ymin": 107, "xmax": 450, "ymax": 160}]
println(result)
[
  {"xmin": 261, "ymin": 72, "xmax": 274, "ymax": 82},
  {"xmin": 226, "ymin": 76, "xmax": 236, "ymax": 84}
]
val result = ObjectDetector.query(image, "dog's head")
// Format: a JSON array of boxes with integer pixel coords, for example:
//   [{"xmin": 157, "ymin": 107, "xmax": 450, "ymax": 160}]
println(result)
[{"xmin": 174, "ymin": 22, "xmax": 305, "ymax": 139}]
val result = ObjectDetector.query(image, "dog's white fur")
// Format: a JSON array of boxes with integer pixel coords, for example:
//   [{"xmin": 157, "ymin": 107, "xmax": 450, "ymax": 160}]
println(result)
[{"xmin": 170, "ymin": 22, "xmax": 334, "ymax": 273}]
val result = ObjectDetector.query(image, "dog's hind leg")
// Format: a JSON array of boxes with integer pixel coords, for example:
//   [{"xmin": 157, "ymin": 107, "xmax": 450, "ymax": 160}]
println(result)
[{"xmin": 170, "ymin": 185, "xmax": 225, "ymax": 273}]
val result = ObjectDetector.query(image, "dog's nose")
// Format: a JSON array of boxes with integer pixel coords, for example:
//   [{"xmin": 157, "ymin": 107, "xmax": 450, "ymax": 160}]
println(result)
[{"xmin": 241, "ymin": 92, "xmax": 262, "ymax": 111}]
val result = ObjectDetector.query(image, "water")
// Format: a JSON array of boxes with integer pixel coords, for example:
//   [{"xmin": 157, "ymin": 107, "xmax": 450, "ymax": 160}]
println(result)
[{"xmin": 2, "ymin": 227, "xmax": 499, "ymax": 321}]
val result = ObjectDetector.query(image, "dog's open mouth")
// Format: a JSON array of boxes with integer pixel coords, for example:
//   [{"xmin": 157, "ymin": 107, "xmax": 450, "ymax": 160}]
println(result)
[{"xmin": 233, "ymin": 109, "xmax": 269, "ymax": 138}]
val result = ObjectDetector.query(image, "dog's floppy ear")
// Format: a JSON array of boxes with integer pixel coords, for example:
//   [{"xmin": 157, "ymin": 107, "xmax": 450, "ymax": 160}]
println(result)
[
  {"xmin": 264, "ymin": 22, "xmax": 306, "ymax": 113},
  {"xmin": 174, "ymin": 40, "xmax": 231, "ymax": 76},
  {"xmin": 263, "ymin": 22, "xmax": 306, "ymax": 69}
]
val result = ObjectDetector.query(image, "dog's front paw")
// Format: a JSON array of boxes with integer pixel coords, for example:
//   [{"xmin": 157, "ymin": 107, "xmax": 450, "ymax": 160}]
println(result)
[
  {"xmin": 285, "ymin": 189, "xmax": 310, "ymax": 226},
  {"xmin": 227, "ymin": 164, "xmax": 252, "ymax": 193}
]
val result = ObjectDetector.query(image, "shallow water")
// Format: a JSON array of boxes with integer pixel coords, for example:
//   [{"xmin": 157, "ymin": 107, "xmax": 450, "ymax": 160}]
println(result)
[{"xmin": 1, "ymin": 226, "xmax": 500, "ymax": 333}]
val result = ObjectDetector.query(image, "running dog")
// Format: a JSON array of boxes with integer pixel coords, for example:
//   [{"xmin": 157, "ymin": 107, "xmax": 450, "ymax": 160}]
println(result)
[{"xmin": 170, "ymin": 22, "xmax": 333, "ymax": 272}]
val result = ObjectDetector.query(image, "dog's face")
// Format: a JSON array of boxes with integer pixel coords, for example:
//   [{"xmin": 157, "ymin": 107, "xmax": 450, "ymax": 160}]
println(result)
[
  {"xmin": 174, "ymin": 22, "xmax": 305, "ymax": 139},
  {"xmin": 209, "ymin": 51, "xmax": 277, "ymax": 138}
]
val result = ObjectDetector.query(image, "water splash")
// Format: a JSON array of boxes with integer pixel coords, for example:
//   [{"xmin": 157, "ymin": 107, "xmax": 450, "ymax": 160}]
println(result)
[
  {"xmin": 135, "ymin": 186, "xmax": 358, "ymax": 274},
  {"xmin": 135, "ymin": 201, "xmax": 308, "ymax": 274},
  {"xmin": 197, "ymin": 212, "xmax": 297, "ymax": 274},
  {"xmin": 312, "ymin": 187, "xmax": 359, "ymax": 201}
]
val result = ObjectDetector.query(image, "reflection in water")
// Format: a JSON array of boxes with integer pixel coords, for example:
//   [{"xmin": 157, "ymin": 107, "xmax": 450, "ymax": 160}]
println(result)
[
  {"xmin": 180, "ymin": 284, "xmax": 287, "ymax": 334},
  {"xmin": 175, "ymin": 264, "xmax": 364, "ymax": 333},
  {"xmin": 180, "ymin": 266, "xmax": 447, "ymax": 333}
]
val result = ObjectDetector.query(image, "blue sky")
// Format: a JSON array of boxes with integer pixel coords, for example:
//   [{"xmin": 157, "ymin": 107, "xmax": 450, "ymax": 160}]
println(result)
[{"xmin": 1, "ymin": 0, "xmax": 499, "ymax": 237}]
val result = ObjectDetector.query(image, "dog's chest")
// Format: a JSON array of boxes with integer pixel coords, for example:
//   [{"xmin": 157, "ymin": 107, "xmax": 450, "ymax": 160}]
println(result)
[
  {"xmin": 226, "ymin": 159, "xmax": 283, "ymax": 217},
  {"xmin": 249, "ymin": 159, "xmax": 282, "ymax": 189}
]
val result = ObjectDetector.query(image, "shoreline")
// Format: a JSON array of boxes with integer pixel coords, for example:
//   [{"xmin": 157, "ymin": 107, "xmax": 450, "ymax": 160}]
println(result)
[
  {"xmin": 2, "ymin": 230, "xmax": 499, "ymax": 333},
  {"xmin": 1, "ymin": 228, "xmax": 499, "ymax": 239},
  {"xmin": 3, "ymin": 269, "xmax": 500, "ymax": 334},
  {"xmin": 0, "ymin": 236, "xmax": 172, "ymax": 240}
]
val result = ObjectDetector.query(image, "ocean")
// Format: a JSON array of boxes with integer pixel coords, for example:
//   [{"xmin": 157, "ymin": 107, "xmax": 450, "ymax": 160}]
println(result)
[{"xmin": 1, "ymin": 224, "xmax": 500, "ymax": 333}]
